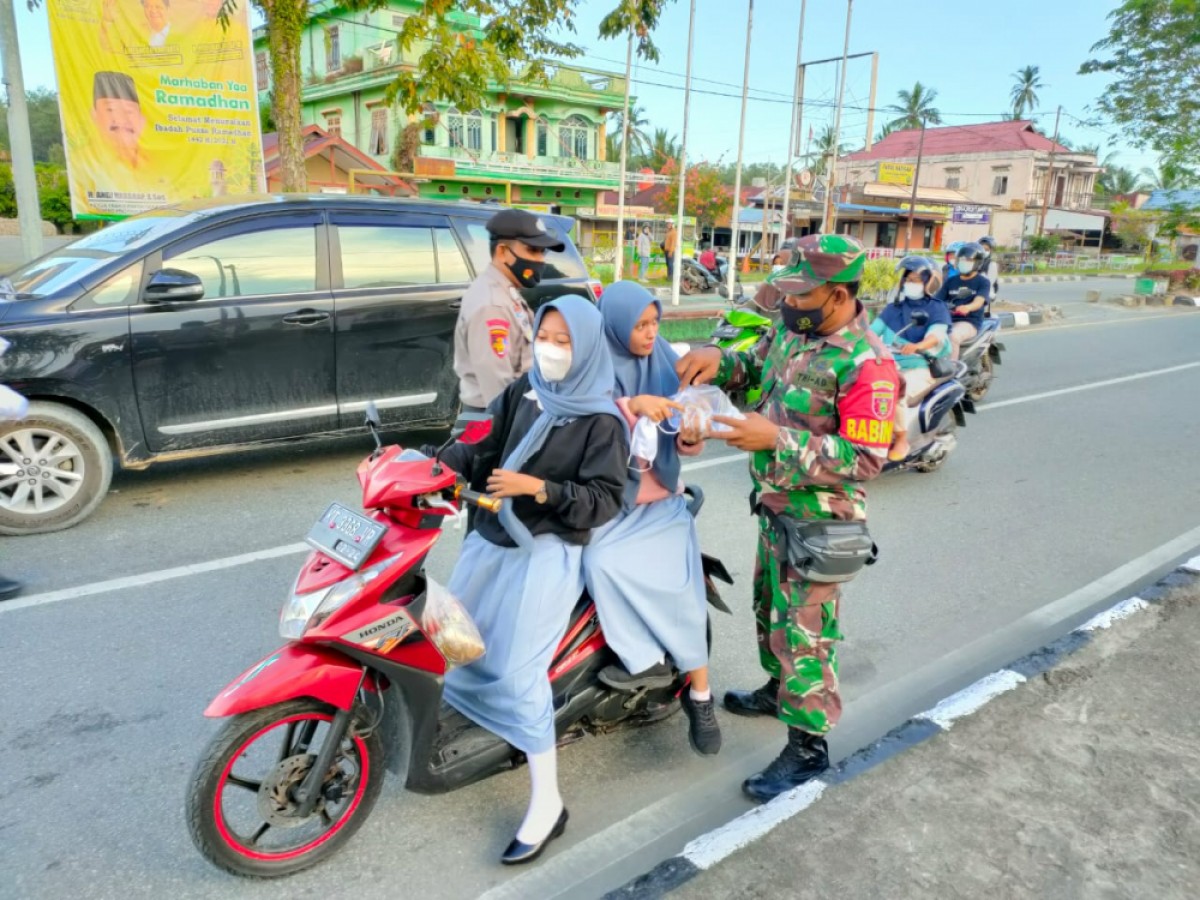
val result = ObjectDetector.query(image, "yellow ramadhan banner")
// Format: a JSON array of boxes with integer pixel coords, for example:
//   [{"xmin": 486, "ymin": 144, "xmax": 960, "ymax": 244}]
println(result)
[{"xmin": 47, "ymin": 0, "xmax": 265, "ymax": 218}]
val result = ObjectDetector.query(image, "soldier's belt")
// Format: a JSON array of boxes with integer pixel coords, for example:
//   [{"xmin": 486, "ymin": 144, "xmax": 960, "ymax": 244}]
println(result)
[{"xmin": 752, "ymin": 492, "xmax": 878, "ymax": 584}]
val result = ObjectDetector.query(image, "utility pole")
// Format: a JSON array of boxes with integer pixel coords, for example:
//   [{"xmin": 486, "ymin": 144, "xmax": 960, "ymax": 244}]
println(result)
[
  {"xmin": 670, "ymin": 0, "xmax": 696, "ymax": 307},
  {"xmin": 614, "ymin": 31, "xmax": 634, "ymax": 282},
  {"xmin": 778, "ymin": 0, "xmax": 806, "ymax": 247},
  {"xmin": 0, "ymin": 0, "xmax": 44, "ymax": 262},
  {"xmin": 1037, "ymin": 105, "xmax": 1063, "ymax": 238},
  {"xmin": 821, "ymin": 0, "xmax": 853, "ymax": 234},
  {"xmin": 726, "ymin": 0, "xmax": 753, "ymax": 302},
  {"xmin": 902, "ymin": 115, "xmax": 927, "ymax": 253},
  {"xmin": 864, "ymin": 52, "xmax": 879, "ymax": 150}
]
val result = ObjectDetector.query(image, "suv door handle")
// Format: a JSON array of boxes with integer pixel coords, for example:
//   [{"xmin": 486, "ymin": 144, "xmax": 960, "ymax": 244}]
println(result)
[
  {"xmin": 448, "ymin": 299, "xmax": 462, "ymax": 310},
  {"xmin": 282, "ymin": 310, "xmax": 331, "ymax": 326}
]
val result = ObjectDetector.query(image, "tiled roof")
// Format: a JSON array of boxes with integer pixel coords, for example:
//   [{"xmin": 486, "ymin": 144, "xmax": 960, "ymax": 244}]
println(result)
[{"xmin": 842, "ymin": 120, "xmax": 1073, "ymax": 161}]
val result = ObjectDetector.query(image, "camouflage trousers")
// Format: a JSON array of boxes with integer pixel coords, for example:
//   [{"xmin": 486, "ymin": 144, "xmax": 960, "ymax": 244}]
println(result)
[{"xmin": 753, "ymin": 525, "xmax": 845, "ymax": 735}]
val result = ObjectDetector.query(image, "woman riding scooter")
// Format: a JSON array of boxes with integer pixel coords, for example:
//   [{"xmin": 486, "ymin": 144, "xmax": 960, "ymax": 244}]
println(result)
[
  {"xmin": 872, "ymin": 257, "xmax": 952, "ymax": 461},
  {"xmin": 436, "ymin": 295, "xmax": 629, "ymax": 865}
]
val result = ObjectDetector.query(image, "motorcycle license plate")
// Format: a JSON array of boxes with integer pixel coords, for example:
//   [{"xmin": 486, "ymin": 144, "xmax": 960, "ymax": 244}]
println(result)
[
  {"xmin": 712, "ymin": 324, "xmax": 741, "ymax": 339},
  {"xmin": 305, "ymin": 503, "xmax": 388, "ymax": 570}
]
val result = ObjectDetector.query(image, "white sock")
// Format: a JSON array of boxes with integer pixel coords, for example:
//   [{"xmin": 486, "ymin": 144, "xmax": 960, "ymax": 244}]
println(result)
[
  {"xmin": 690, "ymin": 687, "xmax": 712, "ymax": 702},
  {"xmin": 516, "ymin": 748, "xmax": 564, "ymax": 844}
]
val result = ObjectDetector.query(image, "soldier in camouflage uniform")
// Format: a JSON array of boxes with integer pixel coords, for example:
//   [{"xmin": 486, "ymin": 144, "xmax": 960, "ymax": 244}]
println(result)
[{"xmin": 676, "ymin": 234, "xmax": 901, "ymax": 802}]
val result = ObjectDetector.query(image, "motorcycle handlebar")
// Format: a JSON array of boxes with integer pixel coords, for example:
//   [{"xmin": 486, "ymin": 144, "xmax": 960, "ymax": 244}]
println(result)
[{"xmin": 446, "ymin": 483, "xmax": 503, "ymax": 514}]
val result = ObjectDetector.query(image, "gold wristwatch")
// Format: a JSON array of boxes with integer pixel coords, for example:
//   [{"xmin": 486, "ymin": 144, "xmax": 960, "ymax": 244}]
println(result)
[{"xmin": 534, "ymin": 482, "xmax": 548, "ymax": 505}]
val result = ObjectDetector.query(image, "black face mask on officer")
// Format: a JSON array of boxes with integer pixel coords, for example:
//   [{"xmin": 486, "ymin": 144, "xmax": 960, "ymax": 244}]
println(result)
[
  {"xmin": 500, "ymin": 243, "xmax": 547, "ymax": 289},
  {"xmin": 780, "ymin": 284, "xmax": 845, "ymax": 337}
]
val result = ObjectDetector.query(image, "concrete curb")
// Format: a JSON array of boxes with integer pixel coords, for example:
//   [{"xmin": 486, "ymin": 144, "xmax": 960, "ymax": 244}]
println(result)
[
  {"xmin": 1003, "ymin": 274, "xmax": 1085, "ymax": 284},
  {"xmin": 604, "ymin": 556, "xmax": 1200, "ymax": 900}
]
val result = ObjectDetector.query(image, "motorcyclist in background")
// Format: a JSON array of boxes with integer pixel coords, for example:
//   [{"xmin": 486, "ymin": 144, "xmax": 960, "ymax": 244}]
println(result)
[
  {"xmin": 942, "ymin": 241, "xmax": 964, "ymax": 282},
  {"xmin": 935, "ymin": 242, "xmax": 991, "ymax": 359},
  {"xmin": 872, "ymin": 257, "xmax": 951, "ymax": 461},
  {"xmin": 978, "ymin": 235, "xmax": 1000, "ymax": 305}
]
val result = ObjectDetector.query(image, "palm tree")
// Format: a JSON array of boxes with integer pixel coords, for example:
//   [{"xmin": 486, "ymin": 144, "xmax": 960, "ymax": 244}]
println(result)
[
  {"xmin": 1099, "ymin": 165, "xmax": 1140, "ymax": 196},
  {"xmin": 887, "ymin": 82, "xmax": 942, "ymax": 131},
  {"xmin": 610, "ymin": 104, "xmax": 652, "ymax": 159},
  {"xmin": 804, "ymin": 125, "xmax": 846, "ymax": 169},
  {"xmin": 647, "ymin": 127, "xmax": 680, "ymax": 169},
  {"xmin": 874, "ymin": 121, "xmax": 897, "ymax": 144},
  {"xmin": 1010, "ymin": 65, "xmax": 1044, "ymax": 119},
  {"xmin": 1138, "ymin": 158, "xmax": 1187, "ymax": 192}
]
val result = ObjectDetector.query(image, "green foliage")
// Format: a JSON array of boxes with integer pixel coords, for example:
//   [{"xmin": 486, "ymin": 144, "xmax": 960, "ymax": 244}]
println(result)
[
  {"xmin": 1109, "ymin": 200, "xmax": 1156, "ymax": 249},
  {"xmin": 804, "ymin": 126, "xmax": 846, "ymax": 170},
  {"xmin": 859, "ymin": 258, "xmax": 899, "ymax": 299},
  {"xmin": 0, "ymin": 162, "xmax": 75, "ymax": 231},
  {"xmin": 1080, "ymin": 0, "xmax": 1200, "ymax": 179},
  {"xmin": 887, "ymin": 82, "xmax": 942, "ymax": 131},
  {"xmin": 1027, "ymin": 234, "xmax": 1060, "ymax": 254},
  {"xmin": 0, "ymin": 87, "xmax": 66, "ymax": 164},
  {"xmin": 597, "ymin": 1, "xmax": 675, "ymax": 63},
  {"xmin": 660, "ymin": 161, "xmax": 731, "ymax": 230}
]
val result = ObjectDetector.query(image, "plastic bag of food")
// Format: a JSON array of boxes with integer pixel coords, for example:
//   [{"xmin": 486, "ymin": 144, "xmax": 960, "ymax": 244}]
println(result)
[
  {"xmin": 421, "ymin": 578, "xmax": 485, "ymax": 668},
  {"xmin": 674, "ymin": 385, "xmax": 745, "ymax": 435}
]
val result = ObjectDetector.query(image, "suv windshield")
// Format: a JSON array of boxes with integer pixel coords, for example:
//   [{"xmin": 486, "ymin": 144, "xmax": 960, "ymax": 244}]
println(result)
[{"xmin": 2, "ymin": 213, "xmax": 188, "ymax": 300}]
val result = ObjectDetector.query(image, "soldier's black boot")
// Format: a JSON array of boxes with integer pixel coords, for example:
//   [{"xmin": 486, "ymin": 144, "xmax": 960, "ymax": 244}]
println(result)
[
  {"xmin": 722, "ymin": 677, "xmax": 780, "ymax": 718},
  {"xmin": 742, "ymin": 727, "xmax": 829, "ymax": 803}
]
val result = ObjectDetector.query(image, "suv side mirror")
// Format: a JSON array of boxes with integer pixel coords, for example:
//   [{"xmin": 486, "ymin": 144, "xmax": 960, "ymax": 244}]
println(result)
[
  {"xmin": 144, "ymin": 269, "xmax": 204, "ymax": 304},
  {"xmin": 452, "ymin": 412, "xmax": 493, "ymax": 445}
]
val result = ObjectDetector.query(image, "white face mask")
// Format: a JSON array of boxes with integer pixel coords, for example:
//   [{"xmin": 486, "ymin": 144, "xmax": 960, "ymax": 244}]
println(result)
[
  {"xmin": 958, "ymin": 260, "xmax": 976, "ymax": 275},
  {"xmin": 534, "ymin": 342, "xmax": 572, "ymax": 382},
  {"xmin": 772, "ymin": 264, "xmax": 785, "ymax": 273},
  {"xmin": 902, "ymin": 282, "xmax": 926, "ymax": 300}
]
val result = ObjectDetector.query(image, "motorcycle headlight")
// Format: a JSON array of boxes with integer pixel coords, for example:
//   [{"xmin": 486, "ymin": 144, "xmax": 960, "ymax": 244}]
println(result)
[{"xmin": 278, "ymin": 555, "xmax": 399, "ymax": 640}]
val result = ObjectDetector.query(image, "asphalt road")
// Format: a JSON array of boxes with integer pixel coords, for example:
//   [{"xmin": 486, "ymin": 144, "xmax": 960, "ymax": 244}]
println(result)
[{"xmin": 2, "ymin": 279, "xmax": 1197, "ymax": 900}]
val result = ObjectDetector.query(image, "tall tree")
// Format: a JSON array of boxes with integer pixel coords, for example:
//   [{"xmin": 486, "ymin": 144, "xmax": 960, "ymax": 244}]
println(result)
[
  {"xmin": 887, "ymin": 82, "xmax": 942, "ymax": 131},
  {"xmin": 660, "ymin": 160, "xmax": 731, "ymax": 235},
  {"xmin": 1098, "ymin": 164, "xmax": 1140, "ymax": 196},
  {"xmin": 646, "ymin": 127, "xmax": 680, "ymax": 170},
  {"xmin": 804, "ymin": 125, "xmax": 846, "ymax": 169},
  {"xmin": 0, "ymin": 88, "xmax": 65, "ymax": 164},
  {"xmin": 1138, "ymin": 158, "xmax": 1188, "ymax": 191},
  {"xmin": 1010, "ymin": 65, "xmax": 1044, "ymax": 119},
  {"xmin": 1080, "ymin": 0, "xmax": 1200, "ymax": 179},
  {"xmin": 609, "ymin": 104, "xmax": 652, "ymax": 159}
]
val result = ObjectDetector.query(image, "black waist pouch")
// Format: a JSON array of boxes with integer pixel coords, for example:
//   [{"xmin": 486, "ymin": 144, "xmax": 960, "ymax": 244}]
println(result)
[{"xmin": 762, "ymin": 509, "xmax": 878, "ymax": 583}]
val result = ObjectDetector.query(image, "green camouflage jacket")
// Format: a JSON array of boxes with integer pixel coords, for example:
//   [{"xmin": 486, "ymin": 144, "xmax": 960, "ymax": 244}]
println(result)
[{"xmin": 716, "ymin": 304, "xmax": 901, "ymax": 522}]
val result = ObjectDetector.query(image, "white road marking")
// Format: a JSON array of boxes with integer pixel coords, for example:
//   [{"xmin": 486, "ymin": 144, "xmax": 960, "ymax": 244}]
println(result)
[
  {"xmin": 682, "ymin": 780, "xmax": 826, "ymax": 870},
  {"xmin": 1003, "ymin": 311, "xmax": 1190, "ymax": 335},
  {"xmin": 0, "ymin": 543, "xmax": 309, "ymax": 614},
  {"xmin": 1183, "ymin": 556, "xmax": 1200, "ymax": 575},
  {"xmin": 914, "ymin": 669, "xmax": 1027, "ymax": 729},
  {"xmin": 681, "ymin": 452, "xmax": 745, "ymax": 472},
  {"xmin": 980, "ymin": 361, "xmax": 1200, "ymax": 410},
  {"xmin": 1076, "ymin": 595, "xmax": 1149, "ymax": 632}
]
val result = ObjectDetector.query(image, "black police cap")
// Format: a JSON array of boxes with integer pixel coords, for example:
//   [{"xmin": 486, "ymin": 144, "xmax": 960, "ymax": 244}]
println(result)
[{"xmin": 485, "ymin": 208, "xmax": 565, "ymax": 252}]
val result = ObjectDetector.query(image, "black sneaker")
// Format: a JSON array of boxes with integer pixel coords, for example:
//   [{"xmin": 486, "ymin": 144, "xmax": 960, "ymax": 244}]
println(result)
[
  {"xmin": 598, "ymin": 661, "xmax": 676, "ymax": 692},
  {"xmin": 681, "ymin": 692, "xmax": 722, "ymax": 756}
]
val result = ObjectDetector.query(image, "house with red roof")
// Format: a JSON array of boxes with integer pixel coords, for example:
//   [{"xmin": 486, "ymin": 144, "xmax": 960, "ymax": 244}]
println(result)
[
  {"xmin": 837, "ymin": 120, "xmax": 1104, "ymax": 250},
  {"xmin": 261, "ymin": 126, "xmax": 415, "ymax": 196}
]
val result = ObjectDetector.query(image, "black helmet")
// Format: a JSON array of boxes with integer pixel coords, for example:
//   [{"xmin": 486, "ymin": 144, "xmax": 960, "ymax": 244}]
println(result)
[
  {"xmin": 895, "ymin": 255, "xmax": 936, "ymax": 283},
  {"xmin": 956, "ymin": 242, "xmax": 986, "ymax": 275},
  {"xmin": 978, "ymin": 235, "xmax": 996, "ymax": 250}
]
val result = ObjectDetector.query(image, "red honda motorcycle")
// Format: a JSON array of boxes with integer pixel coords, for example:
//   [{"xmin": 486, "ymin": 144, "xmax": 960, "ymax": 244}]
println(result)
[{"xmin": 186, "ymin": 406, "xmax": 732, "ymax": 878}]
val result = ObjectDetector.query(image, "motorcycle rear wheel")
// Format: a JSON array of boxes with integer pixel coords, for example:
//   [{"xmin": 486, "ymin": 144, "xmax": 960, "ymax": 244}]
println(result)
[
  {"xmin": 186, "ymin": 699, "xmax": 385, "ymax": 878},
  {"xmin": 968, "ymin": 355, "xmax": 994, "ymax": 402}
]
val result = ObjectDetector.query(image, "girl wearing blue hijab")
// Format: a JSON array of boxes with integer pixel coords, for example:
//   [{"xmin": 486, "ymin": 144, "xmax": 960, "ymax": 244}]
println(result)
[
  {"xmin": 582, "ymin": 281, "xmax": 721, "ymax": 757},
  {"xmin": 438, "ymin": 295, "xmax": 628, "ymax": 865}
]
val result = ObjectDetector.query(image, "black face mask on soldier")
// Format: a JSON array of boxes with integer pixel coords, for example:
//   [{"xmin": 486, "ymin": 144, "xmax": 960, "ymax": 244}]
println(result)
[
  {"xmin": 781, "ymin": 287, "xmax": 838, "ymax": 337},
  {"xmin": 503, "ymin": 246, "xmax": 547, "ymax": 288}
]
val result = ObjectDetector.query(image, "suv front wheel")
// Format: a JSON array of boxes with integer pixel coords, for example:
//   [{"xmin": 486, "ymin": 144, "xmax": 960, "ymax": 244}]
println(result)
[{"xmin": 0, "ymin": 401, "xmax": 114, "ymax": 536}]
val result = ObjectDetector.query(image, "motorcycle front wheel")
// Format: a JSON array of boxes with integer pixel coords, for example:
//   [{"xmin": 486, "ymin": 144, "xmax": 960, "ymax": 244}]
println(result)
[
  {"xmin": 186, "ymin": 699, "xmax": 385, "ymax": 878},
  {"xmin": 968, "ymin": 355, "xmax": 994, "ymax": 402}
]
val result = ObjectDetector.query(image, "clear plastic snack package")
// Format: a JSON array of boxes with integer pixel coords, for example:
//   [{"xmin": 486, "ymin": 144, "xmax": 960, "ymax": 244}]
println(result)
[
  {"xmin": 674, "ymin": 385, "xmax": 745, "ymax": 435},
  {"xmin": 421, "ymin": 578, "xmax": 486, "ymax": 668}
]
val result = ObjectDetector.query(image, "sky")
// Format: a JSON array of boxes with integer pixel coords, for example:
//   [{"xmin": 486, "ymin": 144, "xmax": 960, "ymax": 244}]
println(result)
[{"xmin": 9, "ymin": 0, "xmax": 1152, "ymax": 175}]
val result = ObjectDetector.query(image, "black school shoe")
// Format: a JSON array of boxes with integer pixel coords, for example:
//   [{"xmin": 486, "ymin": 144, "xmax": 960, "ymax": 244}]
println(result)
[
  {"xmin": 681, "ymin": 691, "xmax": 722, "ymax": 756},
  {"xmin": 742, "ymin": 727, "xmax": 830, "ymax": 802},
  {"xmin": 500, "ymin": 808, "xmax": 569, "ymax": 865},
  {"xmin": 598, "ymin": 661, "xmax": 676, "ymax": 691}
]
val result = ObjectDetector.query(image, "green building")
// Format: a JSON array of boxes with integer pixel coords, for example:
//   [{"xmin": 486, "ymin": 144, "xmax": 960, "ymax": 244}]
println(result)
[{"xmin": 252, "ymin": 0, "xmax": 625, "ymax": 212}]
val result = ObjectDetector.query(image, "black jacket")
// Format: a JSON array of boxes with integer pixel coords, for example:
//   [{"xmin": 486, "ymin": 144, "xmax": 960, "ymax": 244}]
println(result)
[{"xmin": 441, "ymin": 375, "xmax": 628, "ymax": 548}]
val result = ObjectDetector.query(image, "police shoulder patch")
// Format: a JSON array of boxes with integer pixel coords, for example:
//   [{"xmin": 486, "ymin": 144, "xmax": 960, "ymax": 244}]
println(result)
[{"xmin": 486, "ymin": 318, "xmax": 510, "ymax": 358}]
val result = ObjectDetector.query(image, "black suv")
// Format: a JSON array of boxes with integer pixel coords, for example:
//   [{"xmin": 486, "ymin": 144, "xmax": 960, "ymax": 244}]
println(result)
[{"xmin": 0, "ymin": 195, "xmax": 600, "ymax": 535}]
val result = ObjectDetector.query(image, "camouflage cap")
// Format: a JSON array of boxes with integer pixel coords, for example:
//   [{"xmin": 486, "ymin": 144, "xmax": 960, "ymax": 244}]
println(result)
[{"xmin": 766, "ymin": 233, "xmax": 866, "ymax": 295}]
